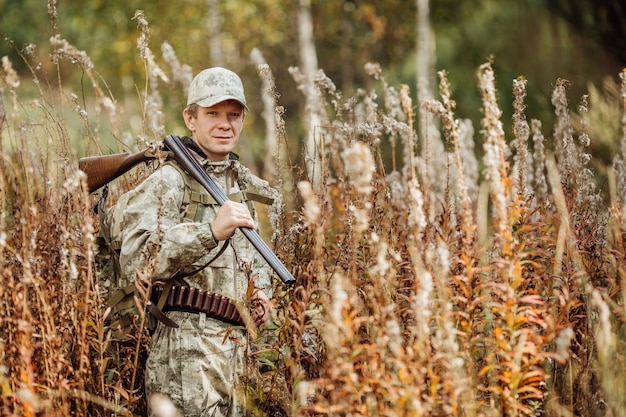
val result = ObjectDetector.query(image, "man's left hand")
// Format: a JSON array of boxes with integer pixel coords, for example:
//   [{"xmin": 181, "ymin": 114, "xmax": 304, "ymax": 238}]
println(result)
[{"xmin": 250, "ymin": 289, "xmax": 273, "ymax": 326}]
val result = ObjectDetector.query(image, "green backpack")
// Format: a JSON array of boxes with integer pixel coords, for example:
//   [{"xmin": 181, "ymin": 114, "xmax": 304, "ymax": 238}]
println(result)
[{"xmin": 95, "ymin": 158, "xmax": 273, "ymax": 340}]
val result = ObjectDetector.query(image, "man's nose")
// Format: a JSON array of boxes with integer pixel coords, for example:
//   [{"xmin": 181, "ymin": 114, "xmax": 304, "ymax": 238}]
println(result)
[{"xmin": 217, "ymin": 114, "xmax": 231, "ymax": 128}]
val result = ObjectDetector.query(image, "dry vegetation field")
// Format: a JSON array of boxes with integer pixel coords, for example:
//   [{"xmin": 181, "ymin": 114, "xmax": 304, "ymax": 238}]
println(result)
[{"xmin": 1, "ymin": 23, "xmax": 626, "ymax": 417}]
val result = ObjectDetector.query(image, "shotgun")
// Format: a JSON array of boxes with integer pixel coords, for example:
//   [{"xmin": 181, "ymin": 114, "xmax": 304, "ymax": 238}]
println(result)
[
  {"xmin": 163, "ymin": 134, "xmax": 296, "ymax": 285},
  {"xmin": 78, "ymin": 146, "xmax": 172, "ymax": 193},
  {"xmin": 80, "ymin": 137, "xmax": 296, "ymax": 285}
]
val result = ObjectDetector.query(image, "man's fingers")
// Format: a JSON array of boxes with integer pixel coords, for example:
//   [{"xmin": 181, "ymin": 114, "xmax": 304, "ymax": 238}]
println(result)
[{"xmin": 211, "ymin": 202, "xmax": 255, "ymax": 240}]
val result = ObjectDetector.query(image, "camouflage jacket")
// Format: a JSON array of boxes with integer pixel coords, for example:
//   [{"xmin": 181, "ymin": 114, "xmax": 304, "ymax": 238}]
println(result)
[{"xmin": 106, "ymin": 152, "xmax": 273, "ymax": 302}]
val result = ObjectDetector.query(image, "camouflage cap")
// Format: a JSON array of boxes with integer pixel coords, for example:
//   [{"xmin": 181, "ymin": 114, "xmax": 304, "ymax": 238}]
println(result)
[{"xmin": 186, "ymin": 67, "xmax": 248, "ymax": 110}]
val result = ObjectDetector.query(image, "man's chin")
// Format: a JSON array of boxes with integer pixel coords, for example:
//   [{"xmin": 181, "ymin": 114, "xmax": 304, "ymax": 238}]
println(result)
[{"xmin": 205, "ymin": 150, "xmax": 233, "ymax": 161}]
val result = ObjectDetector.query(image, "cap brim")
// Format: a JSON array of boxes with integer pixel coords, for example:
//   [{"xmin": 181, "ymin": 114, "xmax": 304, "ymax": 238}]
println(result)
[{"xmin": 194, "ymin": 95, "xmax": 248, "ymax": 111}]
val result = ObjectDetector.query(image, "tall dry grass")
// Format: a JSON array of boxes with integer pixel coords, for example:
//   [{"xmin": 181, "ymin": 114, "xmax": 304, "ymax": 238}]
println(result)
[
  {"xmin": 1, "ymin": 15, "xmax": 626, "ymax": 417},
  {"xmin": 277, "ymin": 61, "xmax": 626, "ymax": 417}
]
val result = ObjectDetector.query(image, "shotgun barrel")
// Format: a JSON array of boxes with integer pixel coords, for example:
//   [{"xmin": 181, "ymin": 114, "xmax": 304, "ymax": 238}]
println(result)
[{"xmin": 163, "ymin": 134, "xmax": 296, "ymax": 285}]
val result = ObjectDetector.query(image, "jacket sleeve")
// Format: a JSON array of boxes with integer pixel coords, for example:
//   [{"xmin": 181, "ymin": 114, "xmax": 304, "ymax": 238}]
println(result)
[{"xmin": 112, "ymin": 165, "xmax": 220, "ymax": 282}]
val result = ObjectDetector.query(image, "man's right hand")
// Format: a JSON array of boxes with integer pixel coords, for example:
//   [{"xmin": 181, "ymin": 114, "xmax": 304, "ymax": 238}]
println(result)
[{"xmin": 210, "ymin": 200, "xmax": 256, "ymax": 241}]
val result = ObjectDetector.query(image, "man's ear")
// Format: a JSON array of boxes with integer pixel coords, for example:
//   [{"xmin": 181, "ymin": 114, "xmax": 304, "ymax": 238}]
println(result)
[{"xmin": 183, "ymin": 108, "xmax": 196, "ymax": 131}]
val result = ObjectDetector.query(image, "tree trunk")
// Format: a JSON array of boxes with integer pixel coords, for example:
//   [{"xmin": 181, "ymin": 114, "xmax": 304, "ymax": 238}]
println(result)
[
  {"xmin": 340, "ymin": 3, "xmax": 354, "ymax": 94},
  {"xmin": 207, "ymin": 0, "xmax": 223, "ymax": 66},
  {"xmin": 297, "ymin": 0, "xmax": 323, "ymax": 192},
  {"xmin": 415, "ymin": 0, "xmax": 434, "ymax": 104}
]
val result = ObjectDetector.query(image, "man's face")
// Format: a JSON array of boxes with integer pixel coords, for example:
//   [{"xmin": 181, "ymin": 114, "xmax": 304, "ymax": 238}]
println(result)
[{"xmin": 183, "ymin": 100, "xmax": 245, "ymax": 161}]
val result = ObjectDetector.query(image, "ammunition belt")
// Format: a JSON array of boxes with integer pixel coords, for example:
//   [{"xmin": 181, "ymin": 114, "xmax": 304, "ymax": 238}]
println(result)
[{"xmin": 154, "ymin": 286, "xmax": 244, "ymax": 326}]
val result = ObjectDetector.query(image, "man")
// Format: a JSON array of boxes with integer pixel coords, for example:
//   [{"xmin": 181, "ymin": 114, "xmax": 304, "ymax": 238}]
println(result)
[{"xmin": 108, "ymin": 67, "xmax": 274, "ymax": 416}]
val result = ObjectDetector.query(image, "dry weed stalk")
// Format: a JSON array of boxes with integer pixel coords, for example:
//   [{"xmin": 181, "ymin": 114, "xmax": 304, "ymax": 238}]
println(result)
[
  {"xmin": 511, "ymin": 77, "xmax": 533, "ymax": 206},
  {"xmin": 612, "ymin": 70, "xmax": 626, "ymax": 216},
  {"xmin": 133, "ymin": 10, "xmax": 167, "ymax": 141},
  {"xmin": 478, "ymin": 62, "xmax": 512, "ymax": 253}
]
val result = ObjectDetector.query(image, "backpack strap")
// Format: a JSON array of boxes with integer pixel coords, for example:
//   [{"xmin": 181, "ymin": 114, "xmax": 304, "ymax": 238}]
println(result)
[
  {"xmin": 107, "ymin": 282, "xmax": 135, "ymax": 309},
  {"xmin": 186, "ymin": 189, "xmax": 273, "ymax": 206},
  {"xmin": 160, "ymin": 160, "xmax": 208, "ymax": 222},
  {"xmin": 165, "ymin": 160, "xmax": 274, "ymax": 223}
]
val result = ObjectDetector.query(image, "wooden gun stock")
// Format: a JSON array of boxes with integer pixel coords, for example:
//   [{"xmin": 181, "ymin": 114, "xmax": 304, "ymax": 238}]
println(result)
[{"xmin": 78, "ymin": 147, "xmax": 171, "ymax": 193}]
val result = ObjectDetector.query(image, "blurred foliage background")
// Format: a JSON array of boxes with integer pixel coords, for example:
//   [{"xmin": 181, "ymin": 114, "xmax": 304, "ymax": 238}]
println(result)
[{"xmin": 1, "ymin": 0, "xmax": 624, "ymax": 173}]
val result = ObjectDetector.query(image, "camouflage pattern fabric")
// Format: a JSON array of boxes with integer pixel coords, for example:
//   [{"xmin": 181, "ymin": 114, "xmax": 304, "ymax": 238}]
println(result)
[
  {"xmin": 107, "ymin": 154, "xmax": 272, "ymax": 416},
  {"xmin": 145, "ymin": 311, "xmax": 245, "ymax": 416}
]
